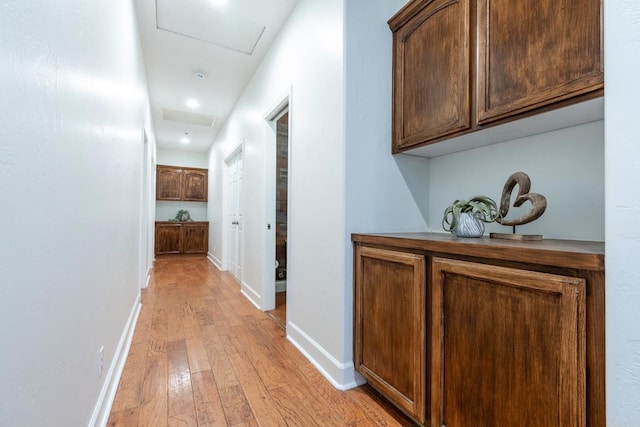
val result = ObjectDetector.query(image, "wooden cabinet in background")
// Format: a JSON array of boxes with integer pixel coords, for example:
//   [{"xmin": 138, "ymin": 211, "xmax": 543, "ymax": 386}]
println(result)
[
  {"xmin": 182, "ymin": 168, "xmax": 208, "ymax": 201},
  {"xmin": 156, "ymin": 166, "xmax": 183, "ymax": 200},
  {"xmin": 182, "ymin": 222, "xmax": 209, "ymax": 254},
  {"xmin": 155, "ymin": 221, "xmax": 208, "ymax": 255},
  {"xmin": 155, "ymin": 222, "xmax": 182, "ymax": 254},
  {"xmin": 156, "ymin": 165, "xmax": 208, "ymax": 202},
  {"xmin": 388, "ymin": 0, "xmax": 603, "ymax": 153},
  {"xmin": 354, "ymin": 246, "xmax": 426, "ymax": 423},
  {"xmin": 352, "ymin": 233, "xmax": 605, "ymax": 426}
]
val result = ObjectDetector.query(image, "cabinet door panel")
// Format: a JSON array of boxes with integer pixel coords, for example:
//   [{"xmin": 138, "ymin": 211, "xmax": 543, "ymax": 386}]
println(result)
[
  {"xmin": 156, "ymin": 167, "xmax": 183, "ymax": 200},
  {"xmin": 431, "ymin": 257, "xmax": 586, "ymax": 427},
  {"xmin": 477, "ymin": 0, "xmax": 603, "ymax": 123},
  {"xmin": 155, "ymin": 223, "xmax": 182, "ymax": 255},
  {"xmin": 183, "ymin": 169, "xmax": 208, "ymax": 202},
  {"xmin": 354, "ymin": 246, "xmax": 426, "ymax": 422},
  {"xmin": 182, "ymin": 223, "xmax": 208, "ymax": 254},
  {"xmin": 392, "ymin": 0, "xmax": 470, "ymax": 151}
]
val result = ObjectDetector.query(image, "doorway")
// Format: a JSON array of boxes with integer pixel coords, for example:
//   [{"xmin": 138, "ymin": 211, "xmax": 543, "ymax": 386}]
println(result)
[
  {"xmin": 264, "ymin": 89, "xmax": 291, "ymax": 327},
  {"xmin": 225, "ymin": 145, "xmax": 244, "ymax": 282},
  {"xmin": 139, "ymin": 129, "xmax": 150, "ymax": 289},
  {"xmin": 272, "ymin": 112, "xmax": 289, "ymax": 327}
]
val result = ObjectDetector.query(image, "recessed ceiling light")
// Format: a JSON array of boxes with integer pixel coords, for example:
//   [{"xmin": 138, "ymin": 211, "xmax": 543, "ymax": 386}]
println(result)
[
  {"xmin": 186, "ymin": 98, "xmax": 200, "ymax": 109},
  {"xmin": 209, "ymin": 0, "xmax": 228, "ymax": 6},
  {"xmin": 180, "ymin": 133, "xmax": 190, "ymax": 144}
]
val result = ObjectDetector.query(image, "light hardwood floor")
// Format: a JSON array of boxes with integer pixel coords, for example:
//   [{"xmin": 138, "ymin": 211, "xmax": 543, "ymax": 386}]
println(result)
[
  {"xmin": 267, "ymin": 291, "xmax": 286, "ymax": 330},
  {"xmin": 107, "ymin": 258, "xmax": 414, "ymax": 426}
]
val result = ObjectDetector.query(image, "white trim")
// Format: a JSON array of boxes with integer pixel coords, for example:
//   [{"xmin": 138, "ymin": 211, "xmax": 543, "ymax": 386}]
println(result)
[
  {"xmin": 224, "ymin": 139, "xmax": 245, "ymax": 162},
  {"xmin": 286, "ymin": 321, "xmax": 366, "ymax": 391},
  {"xmin": 240, "ymin": 281, "xmax": 262, "ymax": 309},
  {"xmin": 263, "ymin": 86, "xmax": 292, "ymax": 313},
  {"xmin": 264, "ymin": 87, "xmax": 292, "ymax": 121},
  {"xmin": 207, "ymin": 252, "xmax": 223, "ymax": 270},
  {"xmin": 142, "ymin": 270, "xmax": 152, "ymax": 289},
  {"xmin": 89, "ymin": 293, "xmax": 142, "ymax": 427}
]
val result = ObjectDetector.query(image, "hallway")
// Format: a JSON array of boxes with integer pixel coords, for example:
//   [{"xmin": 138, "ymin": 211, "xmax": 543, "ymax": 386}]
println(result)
[{"xmin": 107, "ymin": 258, "xmax": 413, "ymax": 426}]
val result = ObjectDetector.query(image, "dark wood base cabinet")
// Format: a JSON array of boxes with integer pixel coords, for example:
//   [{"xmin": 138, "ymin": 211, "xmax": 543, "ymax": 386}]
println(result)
[
  {"xmin": 155, "ymin": 221, "xmax": 209, "ymax": 255},
  {"xmin": 353, "ymin": 233, "xmax": 604, "ymax": 427}
]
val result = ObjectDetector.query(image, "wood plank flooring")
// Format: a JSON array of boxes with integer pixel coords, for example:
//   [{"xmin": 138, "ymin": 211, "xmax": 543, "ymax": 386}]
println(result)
[
  {"xmin": 108, "ymin": 258, "xmax": 414, "ymax": 426},
  {"xmin": 267, "ymin": 291, "xmax": 287, "ymax": 330}
]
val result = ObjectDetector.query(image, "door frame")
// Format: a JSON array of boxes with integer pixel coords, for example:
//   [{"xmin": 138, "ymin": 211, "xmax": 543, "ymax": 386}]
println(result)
[
  {"xmin": 139, "ymin": 128, "xmax": 154, "ymax": 289},
  {"xmin": 223, "ymin": 139, "xmax": 245, "ymax": 276},
  {"xmin": 263, "ymin": 87, "xmax": 292, "ymax": 313}
]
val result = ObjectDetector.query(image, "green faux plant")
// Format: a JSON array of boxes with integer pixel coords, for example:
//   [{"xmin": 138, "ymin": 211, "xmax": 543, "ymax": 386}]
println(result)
[
  {"xmin": 442, "ymin": 196, "xmax": 501, "ymax": 234},
  {"xmin": 171, "ymin": 209, "xmax": 192, "ymax": 222}
]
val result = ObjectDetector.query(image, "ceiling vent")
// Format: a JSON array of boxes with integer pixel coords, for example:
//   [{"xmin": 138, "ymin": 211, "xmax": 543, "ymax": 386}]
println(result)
[{"xmin": 162, "ymin": 108, "xmax": 217, "ymax": 127}]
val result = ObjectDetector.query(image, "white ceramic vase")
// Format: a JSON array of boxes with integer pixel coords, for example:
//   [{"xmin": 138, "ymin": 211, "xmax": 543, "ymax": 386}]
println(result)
[{"xmin": 453, "ymin": 212, "xmax": 485, "ymax": 238}]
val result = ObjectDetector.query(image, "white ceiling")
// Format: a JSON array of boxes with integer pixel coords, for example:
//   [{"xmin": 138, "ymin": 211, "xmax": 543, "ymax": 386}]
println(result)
[{"xmin": 134, "ymin": 0, "xmax": 299, "ymax": 153}]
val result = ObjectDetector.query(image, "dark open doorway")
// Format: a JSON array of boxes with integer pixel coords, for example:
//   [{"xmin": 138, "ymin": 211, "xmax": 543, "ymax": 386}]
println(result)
[{"xmin": 271, "ymin": 112, "xmax": 288, "ymax": 328}]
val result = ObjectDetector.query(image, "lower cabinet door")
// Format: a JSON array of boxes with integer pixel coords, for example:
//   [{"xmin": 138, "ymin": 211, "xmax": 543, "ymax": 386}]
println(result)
[
  {"xmin": 183, "ymin": 223, "xmax": 209, "ymax": 254},
  {"xmin": 155, "ymin": 223, "xmax": 182, "ymax": 255},
  {"xmin": 430, "ymin": 257, "xmax": 586, "ymax": 427},
  {"xmin": 354, "ymin": 246, "xmax": 426, "ymax": 423}
]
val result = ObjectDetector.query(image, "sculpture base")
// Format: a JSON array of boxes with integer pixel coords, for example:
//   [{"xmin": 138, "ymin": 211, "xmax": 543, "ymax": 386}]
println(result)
[{"xmin": 490, "ymin": 233, "xmax": 543, "ymax": 241}]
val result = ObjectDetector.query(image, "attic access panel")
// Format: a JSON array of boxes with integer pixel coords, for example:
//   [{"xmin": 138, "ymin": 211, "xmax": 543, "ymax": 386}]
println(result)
[
  {"xmin": 155, "ymin": 0, "xmax": 265, "ymax": 55},
  {"xmin": 162, "ymin": 108, "xmax": 217, "ymax": 127}
]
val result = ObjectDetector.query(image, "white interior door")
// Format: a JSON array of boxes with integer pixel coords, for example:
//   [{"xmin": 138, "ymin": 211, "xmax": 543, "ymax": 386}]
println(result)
[
  {"xmin": 236, "ymin": 155, "xmax": 243, "ymax": 280},
  {"xmin": 226, "ymin": 148, "xmax": 243, "ymax": 281}
]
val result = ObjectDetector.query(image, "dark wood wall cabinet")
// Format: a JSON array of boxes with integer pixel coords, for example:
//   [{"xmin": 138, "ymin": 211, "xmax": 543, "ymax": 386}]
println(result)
[
  {"xmin": 388, "ymin": 0, "xmax": 603, "ymax": 153},
  {"xmin": 155, "ymin": 221, "xmax": 209, "ymax": 255},
  {"xmin": 353, "ymin": 233, "xmax": 604, "ymax": 426},
  {"xmin": 156, "ymin": 165, "xmax": 208, "ymax": 202}
]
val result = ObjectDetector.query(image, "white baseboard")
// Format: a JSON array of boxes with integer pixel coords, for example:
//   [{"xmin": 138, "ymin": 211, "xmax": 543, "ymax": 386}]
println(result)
[
  {"xmin": 286, "ymin": 321, "xmax": 366, "ymax": 391},
  {"xmin": 240, "ymin": 281, "xmax": 262, "ymax": 310},
  {"xmin": 207, "ymin": 252, "xmax": 223, "ymax": 270},
  {"xmin": 143, "ymin": 269, "xmax": 152, "ymax": 289},
  {"xmin": 89, "ymin": 293, "xmax": 142, "ymax": 427}
]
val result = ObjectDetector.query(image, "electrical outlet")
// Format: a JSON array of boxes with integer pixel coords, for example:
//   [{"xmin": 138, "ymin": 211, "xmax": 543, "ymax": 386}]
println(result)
[{"xmin": 99, "ymin": 346, "xmax": 104, "ymax": 378}]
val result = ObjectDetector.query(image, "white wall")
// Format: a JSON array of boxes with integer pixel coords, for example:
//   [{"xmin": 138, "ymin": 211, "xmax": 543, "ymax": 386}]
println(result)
[
  {"xmin": 141, "ymin": 124, "xmax": 157, "ymax": 289},
  {"xmin": 428, "ymin": 120, "xmax": 604, "ymax": 240},
  {"xmin": 345, "ymin": 0, "xmax": 429, "ymax": 234},
  {"xmin": 208, "ymin": 0, "xmax": 355, "ymax": 386},
  {"xmin": 0, "ymin": 1, "xmax": 151, "ymax": 425},
  {"xmin": 156, "ymin": 148, "xmax": 208, "ymax": 221},
  {"xmin": 156, "ymin": 201, "xmax": 207, "ymax": 222},
  {"xmin": 206, "ymin": 0, "xmax": 430, "ymax": 389},
  {"xmin": 157, "ymin": 148, "xmax": 209, "ymax": 168},
  {"xmin": 344, "ymin": 0, "xmax": 429, "ymax": 376},
  {"xmin": 604, "ymin": 0, "xmax": 640, "ymax": 424}
]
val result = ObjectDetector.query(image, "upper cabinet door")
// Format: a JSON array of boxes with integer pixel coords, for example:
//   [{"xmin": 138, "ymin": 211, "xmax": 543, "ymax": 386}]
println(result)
[
  {"xmin": 182, "ymin": 169, "xmax": 208, "ymax": 202},
  {"xmin": 389, "ymin": 0, "xmax": 471, "ymax": 152},
  {"xmin": 156, "ymin": 166, "xmax": 183, "ymax": 200},
  {"xmin": 156, "ymin": 165, "xmax": 208, "ymax": 202},
  {"xmin": 476, "ymin": 0, "xmax": 603, "ymax": 124}
]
